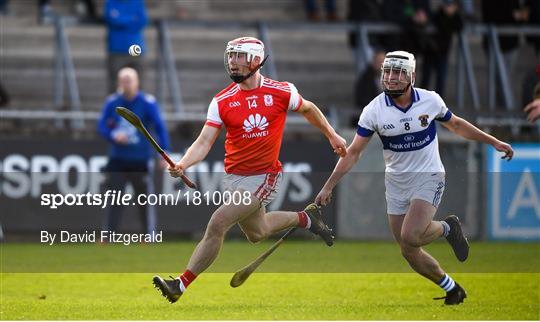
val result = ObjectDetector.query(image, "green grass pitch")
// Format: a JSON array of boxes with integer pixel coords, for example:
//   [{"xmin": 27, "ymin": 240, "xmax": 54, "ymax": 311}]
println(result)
[{"xmin": 1, "ymin": 241, "xmax": 539, "ymax": 320}]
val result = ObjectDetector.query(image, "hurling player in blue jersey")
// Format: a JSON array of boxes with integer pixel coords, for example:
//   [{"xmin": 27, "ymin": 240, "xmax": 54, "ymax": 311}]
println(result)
[{"xmin": 316, "ymin": 51, "xmax": 513, "ymax": 305}]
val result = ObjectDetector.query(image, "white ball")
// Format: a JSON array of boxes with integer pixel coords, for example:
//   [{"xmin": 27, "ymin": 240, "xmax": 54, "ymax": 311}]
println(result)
[{"xmin": 128, "ymin": 44, "xmax": 141, "ymax": 57}]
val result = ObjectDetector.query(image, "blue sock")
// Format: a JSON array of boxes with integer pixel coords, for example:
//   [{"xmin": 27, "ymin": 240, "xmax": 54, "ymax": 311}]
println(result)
[
  {"xmin": 441, "ymin": 221, "xmax": 450, "ymax": 237},
  {"xmin": 438, "ymin": 274, "xmax": 456, "ymax": 292}
]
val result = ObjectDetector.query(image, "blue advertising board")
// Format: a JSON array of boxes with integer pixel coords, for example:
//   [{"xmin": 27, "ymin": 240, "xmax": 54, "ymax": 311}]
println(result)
[
  {"xmin": 486, "ymin": 144, "xmax": 540, "ymax": 240},
  {"xmin": 487, "ymin": 143, "xmax": 540, "ymax": 240}
]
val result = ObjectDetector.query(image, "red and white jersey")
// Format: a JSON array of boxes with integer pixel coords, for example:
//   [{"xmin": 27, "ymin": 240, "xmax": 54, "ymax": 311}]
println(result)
[{"xmin": 205, "ymin": 76, "xmax": 303, "ymax": 175}]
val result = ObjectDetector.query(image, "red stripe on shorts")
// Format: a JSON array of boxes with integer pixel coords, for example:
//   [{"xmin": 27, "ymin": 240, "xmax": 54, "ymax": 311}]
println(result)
[
  {"xmin": 257, "ymin": 173, "xmax": 274, "ymax": 201},
  {"xmin": 259, "ymin": 173, "xmax": 279, "ymax": 202},
  {"xmin": 254, "ymin": 174, "xmax": 269, "ymax": 200}
]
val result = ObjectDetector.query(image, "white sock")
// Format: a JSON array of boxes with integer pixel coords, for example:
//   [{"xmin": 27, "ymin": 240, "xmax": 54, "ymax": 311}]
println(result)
[
  {"xmin": 298, "ymin": 211, "xmax": 311, "ymax": 229},
  {"xmin": 438, "ymin": 274, "xmax": 456, "ymax": 292},
  {"xmin": 176, "ymin": 277, "xmax": 186, "ymax": 292},
  {"xmin": 441, "ymin": 221, "xmax": 450, "ymax": 237}
]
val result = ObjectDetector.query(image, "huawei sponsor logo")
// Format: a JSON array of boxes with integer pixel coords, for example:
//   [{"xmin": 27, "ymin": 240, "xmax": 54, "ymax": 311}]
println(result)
[
  {"xmin": 242, "ymin": 113, "xmax": 269, "ymax": 139},
  {"xmin": 243, "ymin": 114, "xmax": 268, "ymax": 132}
]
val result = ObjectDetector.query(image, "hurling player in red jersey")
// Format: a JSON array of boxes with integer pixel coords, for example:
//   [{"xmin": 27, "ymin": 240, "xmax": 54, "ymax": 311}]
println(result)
[{"xmin": 152, "ymin": 37, "xmax": 347, "ymax": 303}]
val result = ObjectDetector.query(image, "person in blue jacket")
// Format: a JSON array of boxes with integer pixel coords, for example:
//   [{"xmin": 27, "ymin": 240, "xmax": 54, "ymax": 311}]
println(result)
[
  {"xmin": 104, "ymin": 0, "xmax": 148, "ymax": 93},
  {"xmin": 98, "ymin": 67, "xmax": 169, "ymax": 235}
]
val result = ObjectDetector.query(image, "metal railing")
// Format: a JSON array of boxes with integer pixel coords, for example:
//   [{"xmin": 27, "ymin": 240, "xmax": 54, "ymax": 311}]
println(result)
[
  {"xmin": 354, "ymin": 23, "xmax": 540, "ymax": 111},
  {"xmin": 53, "ymin": 15, "xmax": 83, "ymax": 129},
  {"xmin": 155, "ymin": 20, "xmax": 184, "ymax": 113},
  {"xmin": 158, "ymin": 21, "xmax": 532, "ymax": 115},
  {"xmin": 10, "ymin": 19, "xmax": 540, "ymax": 130},
  {"xmin": 153, "ymin": 20, "xmax": 280, "ymax": 114},
  {"xmin": 455, "ymin": 30, "xmax": 480, "ymax": 109},
  {"xmin": 0, "ymin": 109, "xmax": 312, "ymax": 126}
]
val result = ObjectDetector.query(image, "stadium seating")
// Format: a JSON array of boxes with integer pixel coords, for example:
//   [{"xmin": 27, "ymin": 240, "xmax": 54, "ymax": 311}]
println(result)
[{"xmin": 1, "ymin": 0, "xmax": 537, "ymax": 122}]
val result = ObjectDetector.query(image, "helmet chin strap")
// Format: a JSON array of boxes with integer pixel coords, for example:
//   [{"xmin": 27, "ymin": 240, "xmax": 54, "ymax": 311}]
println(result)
[
  {"xmin": 384, "ymin": 83, "xmax": 411, "ymax": 98},
  {"xmin": 229, "ymin": 55, "xmax": 269, "ymax": 83}
]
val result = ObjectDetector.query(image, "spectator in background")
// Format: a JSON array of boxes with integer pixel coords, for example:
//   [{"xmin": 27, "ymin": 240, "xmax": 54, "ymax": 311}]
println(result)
[
  {"xmin": 459, "ymin": 0, "xmax": 476, "ymax": 21},
  {"xmin": 38, "ymin": 0, "xmax": 98, "ymax": 24},
  {"xmin": 352, "ymin": 50, "xmax": 385, "ymax": 126},
  {"xmin": 98, "ymin": 67, "xmax": 169, "ymax": 236},
  {"xmin": 421, "ymin": 0, "xmax": 463, "ymax": 98},
  {"xmin": 525, "ymin": 0, "xmax": 540, "ymax": 56},
  {"xmin": 76, "ymin": 0, "xmax": 99, "ymax": 23},
  {"xmin": 347, "ymin": 0, "xmax": 383, "ymax": 49},
  {"xmin": 381, "ymin": 0, "xmax": 434, "ymax": 89},
  {"xmin": 381, "ymin": 0, "xmax": 433, "ymax": 54},
  {"xmin": 104, "ymin": 0, "xmax": 147, "ymax": 93},
  {"xmin": 305, "ymin": 0, "xmax": 338, "ymax": 22},
  {"xmin": 481, "ymin": 0, "xmax": 528, "ymax": 82}
]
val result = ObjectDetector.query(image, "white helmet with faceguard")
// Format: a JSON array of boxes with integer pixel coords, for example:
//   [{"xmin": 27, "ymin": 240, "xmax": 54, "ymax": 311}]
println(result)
[
  {"xmin": 224, "ymin": 37, "xmax": 268, "ymax": 83},
  {"xmin": 380, "ymin": 51, "xmax": 416, "ymax": 98}
]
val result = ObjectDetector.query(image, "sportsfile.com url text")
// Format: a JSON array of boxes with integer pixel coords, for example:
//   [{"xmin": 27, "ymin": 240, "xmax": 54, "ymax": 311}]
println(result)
[{"xmin": 40, "ymin": 190, "xmax": 252, "ymax": 209}]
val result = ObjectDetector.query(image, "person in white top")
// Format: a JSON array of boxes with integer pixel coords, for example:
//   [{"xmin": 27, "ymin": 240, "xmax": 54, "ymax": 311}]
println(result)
[{"xmin": 315, "ymin": 51, "xmax": 514, "ymax": 305}]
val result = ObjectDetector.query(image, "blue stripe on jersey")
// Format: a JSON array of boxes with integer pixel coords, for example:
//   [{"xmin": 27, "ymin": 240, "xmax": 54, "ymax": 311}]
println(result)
[
  {"xmin": 385, "ymin": 89, "xmax": 420, "ymax": 113},
  {"xmin": 384, "ymin": 95, "xmax": 391, "ymax": 106},
  {"xmin": 379, "ymin": 121, "xmax": 437, "ymax": 152},
  {"xmin": 357, "ymin": 126, "xmax": 375, "ymax": 137},
  {"xmin": 436, "ymin": 110, "xmax": 452, "ymax": 122},
  {"xmin": 384, "ymin": 89, "xmax": 420, "ymax": 107}
]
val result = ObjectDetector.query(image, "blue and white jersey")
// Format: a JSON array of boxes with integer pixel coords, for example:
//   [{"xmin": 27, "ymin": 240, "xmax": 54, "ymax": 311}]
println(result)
[{"xmin": 357, "ymin": 88, "xmax": 452, "ymax": 174}]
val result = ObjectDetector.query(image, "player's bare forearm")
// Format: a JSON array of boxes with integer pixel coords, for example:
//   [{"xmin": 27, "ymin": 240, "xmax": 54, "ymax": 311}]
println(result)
[
  {"xmin": 297, "ymin": 99, "xmax": 347, "ymax": 156},
  {"xmin": 443, "ymin": 115, "xmax": 498, "ymax": 145},
  {"xmin": 323, "ymin": 153, "xmax": 358, "ymax": 190},
  {"xmin": 178, "ymin": 125, "xmax": 220, "ymax": 169},
  {"xmin": 323, "ymin": 134, "xmax": 369, "ymax": 191},
  {"xmin": 443, "ymin": 114, "xmax": 514, "ymax": 160},
  {"xmin": 297, "ymin": 99, "xmax": 336, "ymax": 138},
  {"xmin": 316, "ymin": 134, "xmax": 370, "ymax": 205},
  {"xmin": 316, "ymin": 153, "xmax": 357, "ymax": 206},
  {"xmin": 179, "ymin": 143, "xmax": 210, "ymax": 169}
]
